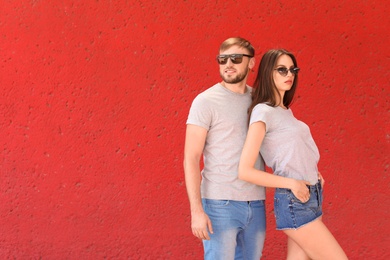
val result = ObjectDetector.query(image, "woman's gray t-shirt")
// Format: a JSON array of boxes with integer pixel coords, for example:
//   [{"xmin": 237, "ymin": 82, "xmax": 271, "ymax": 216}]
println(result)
[{"xmin": 250, "ymin": 103, "xmax": 320, "ymax": 184}]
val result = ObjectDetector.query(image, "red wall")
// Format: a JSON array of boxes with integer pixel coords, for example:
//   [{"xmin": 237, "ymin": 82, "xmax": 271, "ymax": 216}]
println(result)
[{"xmin": 1, "ymin": 1, "xmax": 388, "ymax": 259}]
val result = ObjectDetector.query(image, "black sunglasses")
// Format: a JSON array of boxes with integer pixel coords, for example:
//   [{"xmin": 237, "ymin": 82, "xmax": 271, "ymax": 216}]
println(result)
[
  {"xmin": 274, "ymin": 67, "xmax": 300, "ymax": 77},
  {"xmin": 216, "ymin": 54, "xmax": 253, "ymax": 65}
]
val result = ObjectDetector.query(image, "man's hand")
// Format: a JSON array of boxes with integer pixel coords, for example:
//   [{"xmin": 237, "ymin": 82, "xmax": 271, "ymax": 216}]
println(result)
[{"xmin": 191, "ymin": 211, "xmax": 213, "ymax": 240}]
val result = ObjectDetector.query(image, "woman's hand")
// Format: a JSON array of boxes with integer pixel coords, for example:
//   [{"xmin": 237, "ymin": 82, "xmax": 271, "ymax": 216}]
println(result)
[{"xmin": 290, "ymin": 179, "xmax": 310, "ymax": 203}]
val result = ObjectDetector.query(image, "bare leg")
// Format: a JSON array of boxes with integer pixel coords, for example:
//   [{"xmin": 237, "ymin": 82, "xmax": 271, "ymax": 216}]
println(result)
[
  {"xmin": 283, "ymin": 218, "xmax": 348, "ymax": 260},
  {"xmin": 287, "ymin": 237, "xmax": 310, "ymax": 260}
]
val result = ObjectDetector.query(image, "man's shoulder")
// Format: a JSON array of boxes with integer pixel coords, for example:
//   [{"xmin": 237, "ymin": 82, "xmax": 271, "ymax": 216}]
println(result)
[
  {"xmin": 192, "ymin": 83, "xmax": 222, "ymax": 103},
  {"xmin": 198, "ymin": 83, "xmax": 222, "ymax": 96}
]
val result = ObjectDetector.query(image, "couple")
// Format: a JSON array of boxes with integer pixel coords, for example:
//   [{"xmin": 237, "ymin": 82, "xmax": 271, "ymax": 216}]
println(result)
[{"xmin": 183, "ymin": 37, "xmax": 348, "ymax": 259}]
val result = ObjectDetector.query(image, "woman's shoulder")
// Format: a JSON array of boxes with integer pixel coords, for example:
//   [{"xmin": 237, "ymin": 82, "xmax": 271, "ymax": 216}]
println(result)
[{"xmin": 253, "ymin": 103, "xmax": 275, "ymax": 113}]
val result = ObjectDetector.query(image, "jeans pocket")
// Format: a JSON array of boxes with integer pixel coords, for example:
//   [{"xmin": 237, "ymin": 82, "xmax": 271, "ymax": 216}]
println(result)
[
  {"xmin": 203, "ymin": 199, "xmax": 230, "ymax": 208},
  {"xmin": 288, "ymin": 190, "xmax": 305, "ymax": 204},
  {"xmin": 250, "ymin": 200, "xmax": 265, "ymax": 209}
]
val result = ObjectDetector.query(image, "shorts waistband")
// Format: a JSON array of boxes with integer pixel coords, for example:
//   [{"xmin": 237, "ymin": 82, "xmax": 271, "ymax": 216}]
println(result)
[
  {"xmin": 307, "ymin": 181, "xmax": 321, "ymax": 191},
  {"xmin": 276, "ymin": 181, "xmax": 321, "ymax": 193}
]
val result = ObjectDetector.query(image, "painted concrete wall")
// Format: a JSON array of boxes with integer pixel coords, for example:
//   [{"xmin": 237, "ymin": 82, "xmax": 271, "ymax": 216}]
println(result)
[{"xmin": 0, "ymin": 0, "xmax": 388, "ymax": 259}]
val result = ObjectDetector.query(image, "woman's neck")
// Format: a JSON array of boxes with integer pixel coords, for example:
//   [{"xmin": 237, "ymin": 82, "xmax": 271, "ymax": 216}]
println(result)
[{"xmin": 275, "ymin": 90, "xmax": 286, "ymax": 108}]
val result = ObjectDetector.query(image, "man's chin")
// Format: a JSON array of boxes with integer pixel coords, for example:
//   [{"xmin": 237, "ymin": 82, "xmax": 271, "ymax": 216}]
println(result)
[
  {"xmin": 221, "ymin": 73, "xmax": 247, "ymax": 84},
  {"xmin": 223, "ymin": 78, "xmax": 245, "ymax": 84}
]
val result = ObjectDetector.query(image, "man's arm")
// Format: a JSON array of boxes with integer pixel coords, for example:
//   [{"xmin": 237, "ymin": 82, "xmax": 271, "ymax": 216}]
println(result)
[{"xmin": 183, "ymin": 124, "xmax": 213, "ymax": 240}]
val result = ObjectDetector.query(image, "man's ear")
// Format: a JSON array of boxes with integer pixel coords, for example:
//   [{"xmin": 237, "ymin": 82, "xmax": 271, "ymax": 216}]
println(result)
[{"xmin": 249, "ymin": 57, "xmax": 255, "ymax": 70}]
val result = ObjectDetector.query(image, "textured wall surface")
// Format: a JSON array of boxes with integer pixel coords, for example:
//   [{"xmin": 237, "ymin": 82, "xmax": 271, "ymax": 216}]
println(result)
[{"xmin": 0, "ymin": 0, "xmax": 388, "ymax": 259}]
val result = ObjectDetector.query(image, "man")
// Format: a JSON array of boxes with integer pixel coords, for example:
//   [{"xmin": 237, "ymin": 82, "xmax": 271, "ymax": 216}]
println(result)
[{"xmin": 183, "ymin": 37, "xmax": 266, "ymax": 260}]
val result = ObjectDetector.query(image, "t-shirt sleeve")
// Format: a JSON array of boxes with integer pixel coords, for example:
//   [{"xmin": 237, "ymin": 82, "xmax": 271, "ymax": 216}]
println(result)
[
  {"xmin": 186, "ymin": 95, "xmax": 212, "ymax": 130},
  {"xmin": 249, "ymin": 104, "xmax": 272, "ymax": 132}
]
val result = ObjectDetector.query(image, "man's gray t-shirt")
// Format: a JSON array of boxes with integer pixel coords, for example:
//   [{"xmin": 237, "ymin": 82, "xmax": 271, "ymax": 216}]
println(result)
[
  {"xmin": 250, "ymin": 104, "xmax": 320, "ymax": 184},
  {"xmin": 186, "ymin": 83, "xmax": 266, "ymax": 201}
]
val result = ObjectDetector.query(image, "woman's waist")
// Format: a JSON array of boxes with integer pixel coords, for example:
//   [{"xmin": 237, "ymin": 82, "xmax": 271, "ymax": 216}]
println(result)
[
  {"xmin": 273, "ymin": 169, "xmax": 319, "ymax": 184},
  {"xmin": 275, "ymin": 181, "xmax": 321, "ymax": 193}
]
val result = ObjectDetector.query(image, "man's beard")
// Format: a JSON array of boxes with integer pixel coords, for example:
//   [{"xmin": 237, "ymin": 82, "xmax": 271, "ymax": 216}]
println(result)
[{"xmin": 220, "ymin": 69, "xmax": 249, "ymax": 84}]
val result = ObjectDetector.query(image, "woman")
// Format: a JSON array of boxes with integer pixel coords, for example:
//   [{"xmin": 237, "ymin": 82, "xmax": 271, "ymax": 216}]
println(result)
[{"xmin": 238, "ymin": 49, "xmax": 348, "ymax": 259}]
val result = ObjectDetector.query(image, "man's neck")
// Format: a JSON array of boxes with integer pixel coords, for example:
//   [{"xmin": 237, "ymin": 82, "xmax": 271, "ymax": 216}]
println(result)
[{"xmin": 221, "ymin": 81, "xmax": 247, "ymax": 94}]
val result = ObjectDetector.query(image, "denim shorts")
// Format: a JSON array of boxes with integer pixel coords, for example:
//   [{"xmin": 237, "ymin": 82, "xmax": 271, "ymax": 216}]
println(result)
[{"xmin": 274, "ymin": 182, "xmax": 323, "ymax": 230}]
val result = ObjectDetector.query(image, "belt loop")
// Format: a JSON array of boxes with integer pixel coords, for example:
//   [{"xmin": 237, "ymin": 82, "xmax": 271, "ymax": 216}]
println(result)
[{"xmin": 316, "ymin": 183, "xmax": 320, "ymax": 207}]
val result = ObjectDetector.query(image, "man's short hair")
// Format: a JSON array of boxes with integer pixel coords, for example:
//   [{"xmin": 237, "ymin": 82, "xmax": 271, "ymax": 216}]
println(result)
[{"xmin": 219, "ymin": 37, "xmax": 255, "ymax": 56}]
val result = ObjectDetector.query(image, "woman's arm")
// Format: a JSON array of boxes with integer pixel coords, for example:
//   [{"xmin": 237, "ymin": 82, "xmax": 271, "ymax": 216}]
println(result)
[{"xmin": 238, "ymin": 121, "xmax": 311, "ymax": 202}]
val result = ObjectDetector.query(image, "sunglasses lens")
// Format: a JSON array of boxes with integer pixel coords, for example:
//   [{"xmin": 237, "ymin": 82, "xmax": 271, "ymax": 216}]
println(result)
[
  {"xmin": 217, "ymin": 54, "xmax": 246, "ymax": 65},
  {"xmin": 276, "ymin": 67, "xmax": 299, "ymax": 76},
  {"xmin": 231, "ymin": 56, "xmax": 243, "ymax": 64},
  {"xmin": 277, "ymin": 68, "xmax": 288, "ymax": 76},
  {"xmin": 292, "ymin": 68, "xmax": 300, "ymax": 74},
  {"xmin": 217, "ymin": 56, "xmax": 228, "ymax": 65}
]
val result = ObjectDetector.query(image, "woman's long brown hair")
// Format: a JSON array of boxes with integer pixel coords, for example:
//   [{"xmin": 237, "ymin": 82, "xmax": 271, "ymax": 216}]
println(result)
[{"xmin": 248, "ymin": 49, "xmax": 299, "ymax": 121}]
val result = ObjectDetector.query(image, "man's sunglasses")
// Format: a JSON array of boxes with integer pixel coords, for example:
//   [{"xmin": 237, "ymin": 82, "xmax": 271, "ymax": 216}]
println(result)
[
  {"xmin": 216, "ymin": 54, "xmax": 253, "ymax": 65},
  {"xmin": 274, "ymin": 67, "xmax": 300, "ymax": 77}
]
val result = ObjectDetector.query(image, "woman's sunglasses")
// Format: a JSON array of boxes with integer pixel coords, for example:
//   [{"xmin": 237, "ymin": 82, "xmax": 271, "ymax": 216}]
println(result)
[
  {"xmin": 216, "ymin": 54, "xmax": 253, "ymax": 65},
  {"xmin": 274, "ymin": 67, "xmax": 300, "ymax": 77}
]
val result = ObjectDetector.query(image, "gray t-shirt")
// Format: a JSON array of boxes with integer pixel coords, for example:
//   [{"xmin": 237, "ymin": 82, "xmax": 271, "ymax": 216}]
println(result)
[
  {"xmin": 186, "ymin": 83, "xmax": 266, "ymax": 201},
  {"xmin": 250, "ymin": 104, "xmax": 320, "ymax": 184}
]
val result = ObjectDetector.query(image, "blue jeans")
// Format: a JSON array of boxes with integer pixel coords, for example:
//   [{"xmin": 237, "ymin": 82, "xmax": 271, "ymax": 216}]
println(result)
[{"xmin": 202, "ymin": 199, "xmax": 266, "ymax": 260}]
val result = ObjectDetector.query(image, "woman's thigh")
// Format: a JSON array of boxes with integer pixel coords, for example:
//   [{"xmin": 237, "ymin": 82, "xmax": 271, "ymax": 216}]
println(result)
[{"xmin": 283, "ymin": 218, "xmax": 348, "ymax": 260}]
